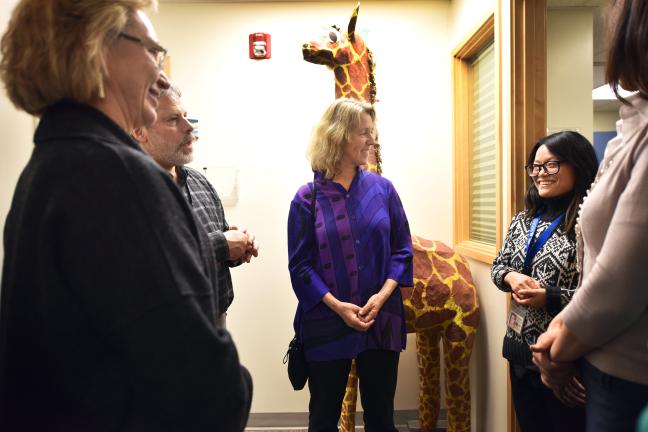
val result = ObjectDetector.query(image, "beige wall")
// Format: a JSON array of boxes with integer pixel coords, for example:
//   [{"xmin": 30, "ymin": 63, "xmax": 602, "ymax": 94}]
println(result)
[
  {"xmin": 594, "ymin": 110, "xmax": 619, "ymax": 132},
  {"xmin": 547, "ymin": 8, "xmax": 593, "ymax": 142},
  {"xmin": 0, "ymin": 0, "xmax": 34, "ymax": 272}
]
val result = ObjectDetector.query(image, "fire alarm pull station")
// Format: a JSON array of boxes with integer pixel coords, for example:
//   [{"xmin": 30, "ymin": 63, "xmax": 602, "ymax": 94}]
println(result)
[{"xmin": 249, "ymin": 33, "xmax": 271, "ymax": 59}]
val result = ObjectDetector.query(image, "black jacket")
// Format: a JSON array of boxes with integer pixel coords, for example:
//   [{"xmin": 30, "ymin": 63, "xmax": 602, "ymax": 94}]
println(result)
[{"xmin": 0, "ymin": 101, "xmax": 252, "ymax": 431}]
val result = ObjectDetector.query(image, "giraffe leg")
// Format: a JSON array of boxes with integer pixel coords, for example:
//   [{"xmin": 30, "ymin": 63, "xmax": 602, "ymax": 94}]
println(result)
[
  {"xmin": 339, "ymin": 360, "xmax": 358, "ymax": 432},
  {"xmin": 417, "ymin": 329, "xmax": 442, "ymax": 432},
  {"xmin": 442, "ymin": 332, "xmax": 475, "ymax": 432}
]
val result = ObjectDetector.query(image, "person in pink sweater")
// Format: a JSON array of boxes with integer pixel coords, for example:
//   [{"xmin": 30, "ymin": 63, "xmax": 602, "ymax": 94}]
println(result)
[{"xmin": 531, "ymin": 1, "xmax": 648, "ymax": 431}]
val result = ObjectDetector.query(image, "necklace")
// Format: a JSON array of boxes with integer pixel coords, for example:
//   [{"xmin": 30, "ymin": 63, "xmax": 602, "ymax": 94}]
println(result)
[{"xmin": 575, "ymin": 157, "xmax": 614, "ymax": 272}]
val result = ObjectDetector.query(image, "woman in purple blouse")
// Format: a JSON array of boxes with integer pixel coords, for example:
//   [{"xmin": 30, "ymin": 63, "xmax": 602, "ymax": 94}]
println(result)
[{"xmin": 287, "ymin": 98, "xmax": 413, "ymax": 432}]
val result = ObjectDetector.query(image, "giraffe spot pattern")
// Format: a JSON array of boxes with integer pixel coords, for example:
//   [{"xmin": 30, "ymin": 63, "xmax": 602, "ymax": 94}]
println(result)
[
  {"xmin": 407, "ymin": 282, "xmax": 425, "ymax": 309},
  {"xmin": 434, "ymin": 242, "xmax": 455, "ymax": 260},
  {"xmin": 462, "ymin": 310, "xmax": 480, "ymax": 328},
  {"xmin": 415, "ymin": 235, "xmax": 435, "ymax": 248},
  {"xmin": 456, "ymin": 259, "xmax": 475, "ymax": 285},
  {"xmin": 414, "ymin": 248, "xmax": 433, "ymax": 278},
  {"xmin": 416, "ymin": 309, "xmax": 456, "ymax": 328},
  {"xmin": 452, "ymin": 278, "xmax": 475, "ymax": 311},
  {"xmin": 425, "ymin": 275, "xmax": 450, "ymax": 307},
  {"xmin": 432, "ymin": 255, "xmax": 456, "ymax": 279},
  {"xmin": 445, "ymin": 323, "xmax": 466, "ymax": 342}
]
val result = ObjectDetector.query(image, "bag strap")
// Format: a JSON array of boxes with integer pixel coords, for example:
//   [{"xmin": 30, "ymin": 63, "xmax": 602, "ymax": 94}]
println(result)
[{"xmin": 310, "ymin": 181, "xmax": 316, "ymax": 217}]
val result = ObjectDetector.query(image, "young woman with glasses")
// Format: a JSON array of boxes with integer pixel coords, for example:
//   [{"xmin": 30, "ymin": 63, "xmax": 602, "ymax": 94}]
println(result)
[
  {"xmin": 533, "ymin": 1, "xmax": 648, "ymax": 430},
  {"xmin": 491, "ymin": 131, "xmax": 597, "ymax": 432}
]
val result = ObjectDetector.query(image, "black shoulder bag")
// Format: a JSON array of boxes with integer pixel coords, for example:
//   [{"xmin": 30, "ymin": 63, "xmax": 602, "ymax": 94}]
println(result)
[{"xmin": 283, "ymin": 182, "xmax": 316, "ymax": 391}]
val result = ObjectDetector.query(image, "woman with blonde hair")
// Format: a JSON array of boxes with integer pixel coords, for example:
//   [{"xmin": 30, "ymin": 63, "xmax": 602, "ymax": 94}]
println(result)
[
  {"xmin": 288, "ymin": 98, "xmax": 413, "ymax": 431},
  {"xmin": 0, "ymin": 1, "xmax": 251, "ymax": 430}
]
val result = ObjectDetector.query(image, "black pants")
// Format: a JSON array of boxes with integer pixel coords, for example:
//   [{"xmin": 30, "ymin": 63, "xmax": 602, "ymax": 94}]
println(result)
[
  {"xmin": 510, "ymin": 363, "xmax": 585, "ymax": 432},
  {"xmin": 307, "ymin": 349, "xmax": 399, "ymax": 432},
  {"xmin": 582, "ymin": 360, "xmax": 648, "ymax": 432}
]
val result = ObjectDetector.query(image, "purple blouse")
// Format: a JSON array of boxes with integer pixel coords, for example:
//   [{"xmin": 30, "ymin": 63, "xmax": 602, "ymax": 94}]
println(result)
[{"xmin": 287, "ymin": 170, "xmax": 413, "ymax": 361}]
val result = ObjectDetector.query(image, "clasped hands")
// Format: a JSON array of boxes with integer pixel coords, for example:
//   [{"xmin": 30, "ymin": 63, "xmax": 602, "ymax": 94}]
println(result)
[
  {"xmin": 530, "ymin": 321, "xmax": 586, "ymax": 407},
  {"xmin": 504, "ymin": 271, "xmax": 547, "ymax": 309},
  {"xmin": 224, "ymin": 225, "xmax": 259, "ymax": 263},
  {"xmin": 337, "ymin": 293, "xmax": 387, "ymax": 332}
]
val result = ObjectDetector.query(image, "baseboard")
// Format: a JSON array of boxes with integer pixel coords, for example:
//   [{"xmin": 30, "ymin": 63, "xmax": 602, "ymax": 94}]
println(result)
[{"xmin": 245, "ymin": 409, "xmax": 447, "ymax": 431}]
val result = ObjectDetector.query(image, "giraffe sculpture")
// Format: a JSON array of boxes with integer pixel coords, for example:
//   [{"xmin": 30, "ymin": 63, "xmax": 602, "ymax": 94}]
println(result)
[
  {"xmin": 301, "ymin": 3, "xmax": 381, "ymax": 174},
  {"xmin": 302, "ymin": 4, "xmax": 480, "ymax": 432}
]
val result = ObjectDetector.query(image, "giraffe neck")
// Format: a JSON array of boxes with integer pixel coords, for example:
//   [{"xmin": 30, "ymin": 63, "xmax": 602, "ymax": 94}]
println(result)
[{"xmin": 333, "ymin": 42, "xmax": 374, "ymax": 103}]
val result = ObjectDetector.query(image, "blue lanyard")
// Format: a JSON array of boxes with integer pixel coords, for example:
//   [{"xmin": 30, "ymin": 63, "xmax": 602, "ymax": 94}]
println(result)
[{"xmin": 523, "ymin": 213, "xmax": 565, "ymax": 273}]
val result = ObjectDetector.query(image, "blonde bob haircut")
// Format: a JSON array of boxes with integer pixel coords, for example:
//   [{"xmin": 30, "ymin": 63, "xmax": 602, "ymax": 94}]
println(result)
[
  {"xmin": 0, "ymin": 0, "xmax": 157, "ymax": 116},
  {"xmin": 308, "ymin": 98, "xmax": 376, "ymax": 179}
]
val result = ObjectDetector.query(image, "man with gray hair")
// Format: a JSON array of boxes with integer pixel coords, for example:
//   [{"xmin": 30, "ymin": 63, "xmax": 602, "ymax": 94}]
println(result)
[{"xmin": 133, "ymin": 85, "xmax": 258, "ymax": 325}]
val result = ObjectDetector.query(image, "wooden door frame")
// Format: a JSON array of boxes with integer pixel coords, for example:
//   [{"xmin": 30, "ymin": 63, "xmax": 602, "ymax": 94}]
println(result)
[
  {"xmin": 508, "ymin": 1, "xmax": 546, "ymax": 432},
  {"xmin": 510, "ymin": 0, "xmax": 546, "ymax": 215}
]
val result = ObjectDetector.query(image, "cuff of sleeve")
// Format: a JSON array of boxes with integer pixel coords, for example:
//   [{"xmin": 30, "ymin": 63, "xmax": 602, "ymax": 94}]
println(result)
[
  {"xmin": 300, "ymin": 288, "xmax": 328, "ymax": 313},
  {"xmin": 291, "ymin": 268, "xmax": 330, "ymax": 313},
  {"xmin": 493, "ymin": 267, "xmax": 514, "ymax": 292},
  {"xmin": 209, "ymin": 231, "xmax": 229, "ymax": 262},
  {"xmin": 388, "ymin": 265, "xmax": 413, "ymax": 288},
  {"xmin": 545, "ymin": 284, "xmax": 561, "ymax": 316}
]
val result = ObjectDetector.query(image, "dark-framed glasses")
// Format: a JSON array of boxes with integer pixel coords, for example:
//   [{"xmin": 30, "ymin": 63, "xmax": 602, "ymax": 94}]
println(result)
[
  {"xmin": 525, "ymin": 160, "xmax": 562, "ymax": 177},
  {"xmin": 118, "ymin": 32, "xmax": 167, "ymax": 68}
]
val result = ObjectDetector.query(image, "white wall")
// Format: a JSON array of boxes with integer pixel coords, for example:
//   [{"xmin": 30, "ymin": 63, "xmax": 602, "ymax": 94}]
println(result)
[
  {"xmin": 0, "ymin": 0, "xmax": 34, "ymax": 276},
  {"xmin": 151, "ymin": 0, "xmax": 453, "ymax": 414},
  {"xmin": 547, "ymin": 8, "xmax": 593, "ymax": 142}
]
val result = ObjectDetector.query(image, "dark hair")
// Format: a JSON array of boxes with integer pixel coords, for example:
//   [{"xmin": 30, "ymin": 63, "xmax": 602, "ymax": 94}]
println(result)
[
  {"xmin": 605, "ymin": 0, "xmax": 648, "ymax": 101},
  {"xmin": 524, "ymin": 131, "xmax": 598, "ymax": 236}
]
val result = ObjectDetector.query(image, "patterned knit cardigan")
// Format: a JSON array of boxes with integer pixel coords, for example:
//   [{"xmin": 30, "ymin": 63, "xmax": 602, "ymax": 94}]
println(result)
[{"xmin": 491, "ymin": 211, "xmax": 580, "ymax": 367}]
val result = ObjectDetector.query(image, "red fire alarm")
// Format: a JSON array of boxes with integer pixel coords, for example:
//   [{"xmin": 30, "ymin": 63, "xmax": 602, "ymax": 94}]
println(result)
[{"xmin": 249, "ymin": 33, "xmax": 271, "ymax": 59}]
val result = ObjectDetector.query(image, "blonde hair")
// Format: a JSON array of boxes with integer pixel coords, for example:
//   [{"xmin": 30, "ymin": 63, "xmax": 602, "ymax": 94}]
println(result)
[
  {"xmin": 308, "ymin": 98, "xmax": 376, "ymax": 179},
  {"xmin": 0, "ymin": 0, "xmax": 157, "ymax": 116}
]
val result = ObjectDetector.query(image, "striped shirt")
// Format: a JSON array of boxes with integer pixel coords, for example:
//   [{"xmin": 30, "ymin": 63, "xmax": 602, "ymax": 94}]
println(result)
[
  {"xmin": 178, "ymin": 166, "xmax": 234, "ymax": 315},
  {"xmin": 288, "ymin": 170, "xmax": 413, "ymax": 361}
]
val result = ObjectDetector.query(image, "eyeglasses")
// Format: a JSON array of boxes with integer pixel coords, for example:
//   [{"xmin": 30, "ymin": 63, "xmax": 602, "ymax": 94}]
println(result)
[
  {"xmin": 118, "ymin": 32, "xmax": 167, "ymax": 69},
  {"xmin": 525, "ymin": 160, "xmax": 562, "ymax": 177}
]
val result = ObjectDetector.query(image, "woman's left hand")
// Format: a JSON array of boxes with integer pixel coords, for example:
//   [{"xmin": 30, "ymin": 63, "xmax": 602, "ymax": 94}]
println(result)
[
  {"xmin": 513, "ymin": 286, "xmax": 546, "ymax": 309},
  {"xmin": 553, "ymin": 375, "xmax": 586, "ymax": 407},
  {"xmin": 358, "ymin": 293, "xmax": 387, "ymax": 323}
]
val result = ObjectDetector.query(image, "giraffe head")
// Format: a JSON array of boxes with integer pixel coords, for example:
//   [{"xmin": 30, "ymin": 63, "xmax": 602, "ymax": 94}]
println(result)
[
  {"xmin": 302, "ymin": 3, "xmax": 376, "ymax": 104},
  {"xmin": 302, "ymin": 3, "xmax": 382, "ymax": 174}
]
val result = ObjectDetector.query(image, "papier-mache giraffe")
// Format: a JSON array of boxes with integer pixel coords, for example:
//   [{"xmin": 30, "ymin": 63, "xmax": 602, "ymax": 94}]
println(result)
[
  {"xmin": 302, "ymin": 2, "xmax": 381, "ymax": 174},
  {"xmin": 302, "ymin": 4, "xmax": 480, "ymax": 432}
]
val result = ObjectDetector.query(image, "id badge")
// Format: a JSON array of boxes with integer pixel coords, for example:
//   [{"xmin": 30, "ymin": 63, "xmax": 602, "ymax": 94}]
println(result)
[{"xmin": 507, "ymin": 301, "xmax": 526, "ymax": 335}]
